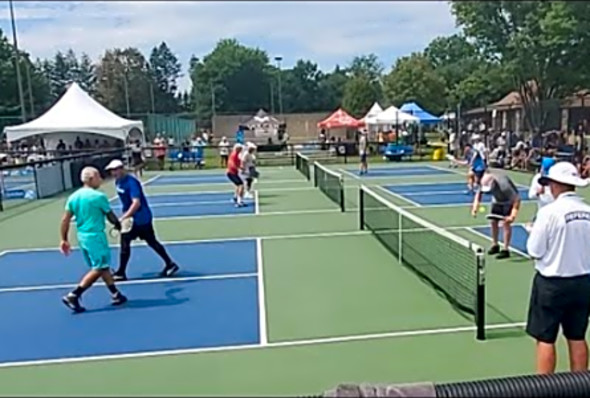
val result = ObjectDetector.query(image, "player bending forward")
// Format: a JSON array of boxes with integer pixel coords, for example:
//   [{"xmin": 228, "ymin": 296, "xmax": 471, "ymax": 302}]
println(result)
[
  {"xmin": 60, "ymin": 166, "xmax": 127, "ymax": 313},
  {"xmin": 471, "ymin": 170, "xmax": 521, "ymax": 259},
  {"xmin": 526, "ymin": 157, "xmax": 557, "ymax": 233},
  {"xmin": 241, "ymin": 142, "xmax": 259, "ymax": 199}
]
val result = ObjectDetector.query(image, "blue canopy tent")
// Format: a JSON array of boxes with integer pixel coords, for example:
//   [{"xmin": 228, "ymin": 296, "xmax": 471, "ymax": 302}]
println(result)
[{"xmin": 400, "ymin": 102, "xmax": 441, "ymax": 124}]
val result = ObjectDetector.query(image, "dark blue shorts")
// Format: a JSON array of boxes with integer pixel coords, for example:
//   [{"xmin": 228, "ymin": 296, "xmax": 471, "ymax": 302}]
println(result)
[
  {"xmin": 472, "ymin": 168, "xmax": 485, "ymax": 181},
  {"xmin": 360, "ymin": 153, "xmax": 367, "ymax": 163},
  {"xmin": 227, "ymin": 173, "xmax": 243, "ymax": 186}
]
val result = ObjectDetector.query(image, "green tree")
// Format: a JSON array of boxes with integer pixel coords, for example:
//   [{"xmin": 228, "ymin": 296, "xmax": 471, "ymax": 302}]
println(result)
[
  {"xmin": 383, "ymin": 53, "xmax": 447, "ymax": 115},
  {"xmin": 149, "ymin": 42, "xmax": 182, "ymax": 113},
  {"xmin": 342, "ymin": 75, "xmax": 379, "ymax": 118},
  {"xmin": 280, "ymin": 59, "xmax": 322, "ymax": 113},
  {"xmin": 95, "ymin": 47, "xmax": 152, "ymax": 116},
  {"xmin": 190, "ymin": 39, "xmax": 271, "ymax": 123},
  {"xmin": 317, "ymin": 65, "xmax": 349, "ymax": 111},
  {"xmin": 42, "ymin": 49, "xmax": 96, "ymax": 101},
  {"xmin": 0, "ymin": 29, "xmax": 50, "ymax": 124},
  {"xmin": 451, "ymin": 1, "xmax": 590, "ymax": 130}
]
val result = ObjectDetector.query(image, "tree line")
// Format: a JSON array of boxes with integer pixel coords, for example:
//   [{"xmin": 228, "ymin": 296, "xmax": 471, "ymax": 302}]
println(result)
[{"xmin": 1, "ymin": 2, "xmax": 589, "ymax": 131}]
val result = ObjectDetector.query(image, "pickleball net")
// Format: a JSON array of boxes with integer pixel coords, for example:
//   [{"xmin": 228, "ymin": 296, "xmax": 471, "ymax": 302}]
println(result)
[
  {"xmin": 295, "ymin": 152, "xmax": 311, "ymax": 181},
  {"xmin": 359, "ymin": 185, "xmax": 486, "ymax": 340},
  {"xmin": 313, "ymin": 162, "xmax": 345, "ymax": 212}
]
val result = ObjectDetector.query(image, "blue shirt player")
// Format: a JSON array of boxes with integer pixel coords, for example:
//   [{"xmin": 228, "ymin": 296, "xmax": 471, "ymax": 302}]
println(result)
[
  {"xmin": 105, "ymin": 159, "xmax": 179, "ymax": 281},
  {"xmin": 236, "ymin": 127, "xmax": 245, "ymax": 145},
  {"xmin": 468, "ymin": 145, "xmax": 487, "ymax": 193}
]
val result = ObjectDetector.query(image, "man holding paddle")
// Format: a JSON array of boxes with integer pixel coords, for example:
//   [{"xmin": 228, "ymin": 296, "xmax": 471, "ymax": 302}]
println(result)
[
  {"xmin": 471, "ymin": 170, "xmax": 521, "ymax": 259},
  {"xmin": 59, "ymin": 166, "xmax": 127, "ymax": 313},
  {"xmin": 105, "ymin": 159, "xmax": 179, "ymax": 281}
]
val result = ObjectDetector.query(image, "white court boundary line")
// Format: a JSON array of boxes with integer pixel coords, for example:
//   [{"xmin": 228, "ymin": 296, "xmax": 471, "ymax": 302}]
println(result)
[
  {"xmin": 0, "ymin": 272, "xmax": 257, "ymax": 294},
  {"xmin": 254, "ymin": 190, "xmax": 260, "ymax": 215},
  {"xmin": 375, "ymin": 185, "xmax": 422, "ymax": 207},
  {"xmin": 153, "ymin": 207, "xmax": 341, "ymax": 222},
  {"xmin": 0, "ymin": 321, "xmax": 525, "ymax": 369},
  {"xmin": 144, "ymin": 186, "xmax": 317, "ymax": 196},
  {"xmin": 466, "ymin": 226, "xmax": 531, "ymax": 259},
  {"xmin": 256, "ymin": 238, "xmax": 268, "ymax": 345},
  {"xmin": 146, "ymin": 178, "xmax": 305, "ymax": 188},
  {"xmin": 0, "ymin": 230, "xmax": 373, "ymax": 256},
  {"xmin": 0, "ymin": 224, "xmax": 523, "ymax": 257}
]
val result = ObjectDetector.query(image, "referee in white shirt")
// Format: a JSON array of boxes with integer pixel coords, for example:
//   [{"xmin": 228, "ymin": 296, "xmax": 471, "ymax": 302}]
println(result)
[{"xmin": 526, "ymin": 161, "xmax": 590, "ymax": 374}]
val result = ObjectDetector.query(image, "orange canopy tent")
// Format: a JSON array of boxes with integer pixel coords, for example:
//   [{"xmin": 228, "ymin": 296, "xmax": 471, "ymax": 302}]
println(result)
[{"xmin": 317, "ymin": 108, "xmax": 362, "ymax": 129}]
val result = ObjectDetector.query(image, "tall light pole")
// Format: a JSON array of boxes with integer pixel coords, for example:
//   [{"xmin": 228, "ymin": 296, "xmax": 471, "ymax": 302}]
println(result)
[
  {"xmin": 8, "ymin": 0, "xmax": 26, "ymax": 122},
  {"xmin": 121, "ymin": 60, "xmax": 130, "ymax": 118},
  {"xmin": 149, "ymin": 82, "xmax": 155, "ymax": 114},
  {"xmin": 274, "ymin": 56, "xmax": 283, "ymax": 118},
  {"xmin": 25, "ymin": 61, "xmax": 34, "ymax": 118},
  {"xmin": 210, "ymin": 80, "xmax": 216, "ymax": 117},
  {"xmin": 269, "ymin": 80, "xmax": 275, "ymax": 114}
]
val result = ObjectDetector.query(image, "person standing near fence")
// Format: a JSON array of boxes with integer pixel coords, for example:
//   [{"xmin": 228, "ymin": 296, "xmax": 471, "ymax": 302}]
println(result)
[
  {"xmin": 358, "ymin": 129, "xmax": 368, "ymax": 175},
  {"xmin": 219, "ymin": 136, "xmax": 230, "ymax": 168},
  {"xmin": 526, "ymin": 161, "xmax": 590, "ymax": 374}
]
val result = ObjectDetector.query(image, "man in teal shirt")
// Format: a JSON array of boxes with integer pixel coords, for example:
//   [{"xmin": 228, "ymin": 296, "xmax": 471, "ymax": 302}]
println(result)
[{"xmin": 60, "ymin": 166, "xmax": 127, "ymax": 313}]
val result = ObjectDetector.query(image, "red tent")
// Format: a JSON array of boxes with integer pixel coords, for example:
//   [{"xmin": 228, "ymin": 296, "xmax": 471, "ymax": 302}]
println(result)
[{"xmin": 317, "ymin": 108, "xmax": 362, "ymax": 129}]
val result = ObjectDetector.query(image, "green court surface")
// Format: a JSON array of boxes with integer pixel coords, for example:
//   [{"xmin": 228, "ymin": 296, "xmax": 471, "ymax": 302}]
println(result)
[{"xmin": 0, "ymin": 161, "xmax": 584, "ymax": 396}]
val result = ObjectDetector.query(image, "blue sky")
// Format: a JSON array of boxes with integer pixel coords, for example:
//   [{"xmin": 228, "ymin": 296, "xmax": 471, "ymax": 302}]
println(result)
[{"xmin": 0, "ymin": 1, "xmax": 458, "ymax": 91}]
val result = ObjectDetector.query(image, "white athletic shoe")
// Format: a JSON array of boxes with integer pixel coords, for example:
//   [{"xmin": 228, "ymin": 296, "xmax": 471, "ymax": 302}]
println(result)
[{"xmin": 244, "ymin": 192, "xmax": 253, "ymax": 199}]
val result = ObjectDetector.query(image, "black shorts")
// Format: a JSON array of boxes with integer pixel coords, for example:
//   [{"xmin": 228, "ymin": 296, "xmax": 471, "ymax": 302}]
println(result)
[
  {"xmin": 132, "ymin": 153, "xmax": 143, "ymax": 166},
  {"xmin": 360, "ymin": 153, "xmax": 367, "ymax": 163},
  {"xmin": 526, "ymin": 273, "xmax": 590, "ymax": 343},
  {"xmin": 221, "ymin": 154, "xmax": 229, "ymax": 161},
  {"xmin": 487, "ymin": 203, "xmax": 512, "ymax": 221},
  {"xmin": 122, "ymin": 222, "xmax": 156, "ymax": 242},
  {"xmin": 227, "ymin": 172, "xmax": 243, "ymax": 186}
]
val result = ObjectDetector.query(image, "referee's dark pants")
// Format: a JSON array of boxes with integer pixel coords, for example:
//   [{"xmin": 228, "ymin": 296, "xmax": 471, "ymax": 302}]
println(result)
[
  {"xmin": 526, "ymin": 272, "xmax": 590, "ymax": 373},
  {"xmin": 117, "ymin": 222, "xmax": 173, "ymax": 275}
]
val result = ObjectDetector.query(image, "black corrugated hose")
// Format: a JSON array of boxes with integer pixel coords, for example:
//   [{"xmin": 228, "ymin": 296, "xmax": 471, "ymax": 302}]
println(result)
[{"xmin": 435, "ymin": 371, "xmax": 590, "ymax": 398}]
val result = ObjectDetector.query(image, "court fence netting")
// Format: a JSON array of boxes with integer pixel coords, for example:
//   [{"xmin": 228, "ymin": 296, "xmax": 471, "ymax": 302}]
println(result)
[
  {"xmin": 316, "ymin": 370, "xmax": 590, "ymax": 397},
  {"xmin": 358, "ymin": 185, "xmax": 486, "ymax": 340},
  {"xmin": 0, "ymin": 148, "xmax": 128, "ymax": 212},
  {"xmin": 313, "ymin": 161, "xmax": 345, "ymax": 212},
  {"xmin": 295, "ymin": 152, "xmax": 311, "ymax": 181}
]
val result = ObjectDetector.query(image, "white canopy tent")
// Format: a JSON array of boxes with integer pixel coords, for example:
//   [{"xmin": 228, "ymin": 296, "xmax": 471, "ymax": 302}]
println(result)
[
  {"xmin": 4, "ymin": 82, "xmax": 144, "ymax": 147},
  {"xmin": 373, "ymin": 105, "xmax": 419, "ymax": 125},
  {"xmin": 361, "ymin": 102, "xmax": 383, "ymax": 125}
]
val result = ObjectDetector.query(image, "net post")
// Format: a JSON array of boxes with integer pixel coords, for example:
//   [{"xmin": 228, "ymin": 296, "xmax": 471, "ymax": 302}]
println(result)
[
  {"xmin": 475, "ymin": 248, "xmax": 486, "ymax": 341},
  {"xmin": 313, "ymin": 162, "xmax": 318, "ymax": 187},
  {"xmin": 398, "ymin": 211, "xmax": 403, "ymax": 263},
  {"xmin": 359, "ymin": 187, "xmax": 365, "ymax": 230},
  {"xmin": 339, "ymin": 176, "xmax": 345, "ymax": 212}
]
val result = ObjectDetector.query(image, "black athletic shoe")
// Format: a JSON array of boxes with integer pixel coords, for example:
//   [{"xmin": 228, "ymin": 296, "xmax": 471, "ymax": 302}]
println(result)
[
  {"xmin": 111, "ymin": 292, "xmax": 128, "ymax": 306},
  {"xmin": 62, "ymin": 294, "xmax": 85, "ymax": 313},
  {"xmin": 496, "ymin": 250, "xmax": 510, "ymax": 259},
  {"xmin": 112, "ymin": 272, "xmax": 127, "ymax": 282},
  {"xmin": 488, "ymin": 245, "xmax": 500, "ymax": 255},
  {"xmin": 160, "ymin": 263, "xmax": 180, "ymax": 278}
]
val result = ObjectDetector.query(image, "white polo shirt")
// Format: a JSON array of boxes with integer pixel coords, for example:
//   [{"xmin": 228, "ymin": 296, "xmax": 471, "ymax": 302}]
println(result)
[{"xmin": 527, "ymin": 192, "xmax": 590, "ymax": 277}]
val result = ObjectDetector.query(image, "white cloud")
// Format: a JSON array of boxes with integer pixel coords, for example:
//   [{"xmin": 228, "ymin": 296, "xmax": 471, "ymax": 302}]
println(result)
[{"xmin": 0, "ymin": 1, "xmax": 458, "ymax": 91}]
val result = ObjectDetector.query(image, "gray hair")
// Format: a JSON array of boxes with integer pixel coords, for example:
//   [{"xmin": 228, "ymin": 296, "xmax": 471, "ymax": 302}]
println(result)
[{"xmin": 80, "ymin": 166, "xmax": 99, "ymax": 183}]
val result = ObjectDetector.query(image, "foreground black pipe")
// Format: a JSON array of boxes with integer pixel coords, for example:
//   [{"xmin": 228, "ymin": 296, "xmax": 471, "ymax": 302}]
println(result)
[
  {"xmin": 320, "ymin": 371, "xmax": 590, "ymax": 397},
  {"xmin": 436, "ymin": 370, "xmax": 590, "ymax": 397}
]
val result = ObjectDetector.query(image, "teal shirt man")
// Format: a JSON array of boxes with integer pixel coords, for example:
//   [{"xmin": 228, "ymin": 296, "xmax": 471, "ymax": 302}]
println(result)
[{"xmin": 65, "ymin": 187, "xmax": 112, "ymax": 269}]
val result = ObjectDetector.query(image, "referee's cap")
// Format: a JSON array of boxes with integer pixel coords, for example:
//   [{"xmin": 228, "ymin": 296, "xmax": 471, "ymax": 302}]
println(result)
[
  {"xmin": 539, "ymin": 161, "xmax": 589, "ymax": 188},
  {"xmin": 105, "ymin": 159, "xmax": 124, "ymax": 170}
]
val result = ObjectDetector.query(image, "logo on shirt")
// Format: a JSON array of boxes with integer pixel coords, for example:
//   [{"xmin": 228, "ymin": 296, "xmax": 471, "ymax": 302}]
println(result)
[
  {"xmin": 116, "ymin": 187, "xmax": 125, "ymax": 194},
  {"xmin": 565, "ymin": 211, "xmax": 590, "ymax": 223}
]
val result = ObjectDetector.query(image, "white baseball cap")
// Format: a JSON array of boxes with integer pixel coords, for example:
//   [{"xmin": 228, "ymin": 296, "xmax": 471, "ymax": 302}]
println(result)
[
  {"xmin": 479, "ymin": 172, "xmax": 494, "ymax": 193},
  {"xmin": 539, "ymin": 161, "xmax": 589, "ymax": 188},
  {"xmin": 105, "ymin": 159, "xmax": 125, "ymax": 170}
]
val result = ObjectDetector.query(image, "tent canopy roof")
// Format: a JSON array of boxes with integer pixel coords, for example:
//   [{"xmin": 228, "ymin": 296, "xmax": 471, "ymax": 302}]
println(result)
[
  {"xmin": 399, "ymin": 102, "xmax": 441, "ymax": 124},
  {"xmin": 4, "ymin": 82, "xmax": 143, "ymax": 143},
  {"xmin": 373, "ymin": 105, "xmax": 418, "ymax": 124},
  {"xmin": 246, "ymin": 109, "xmax": 280, "ymax": 125},
  {"xmin": 317, "ymin": 108, "xmax": 361, "ymax": 129},
  {"xmin": 361, "ymin": 102, "xmax": 383, "ymax": 124}
]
